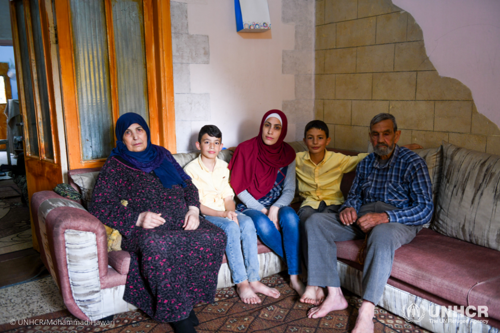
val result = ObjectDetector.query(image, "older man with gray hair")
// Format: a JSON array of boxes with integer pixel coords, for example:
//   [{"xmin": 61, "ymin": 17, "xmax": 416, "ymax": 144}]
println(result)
[{"xmin": 301, "ymin": 113, "xmax": 434, "ymax": 332}]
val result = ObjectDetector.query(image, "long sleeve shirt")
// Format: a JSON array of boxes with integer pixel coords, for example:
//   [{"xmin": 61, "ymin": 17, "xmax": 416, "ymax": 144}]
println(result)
[
  {"xmin": 295, "ymin": 150, "xmax": 368, "ymax": 209},
  {"xmin": 237, "ymin": 160, "xmax": 296, "ymax": 211},
  {"xmin": 341, "ymin": 145, "xmax": 434, "ymax": 226}
]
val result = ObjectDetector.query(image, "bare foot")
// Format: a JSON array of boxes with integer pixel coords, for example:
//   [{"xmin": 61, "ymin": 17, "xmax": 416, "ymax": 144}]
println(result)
[
  {"xmin": 300, "ymin": 286, "xmax": 325, "ymax": 305},
  {"xmin": 249, "ymin": 281, "xmax": 280, "ymax": 298},
  {"xmin": 307, "ymin": 287, "xmax": 348, "ymax": 319},
  {"xmin": 236, "ymin": 281, "xmax": 261, "ymax": 304},
  {"xmin": 352, "ymin": 301, "xmax": 375, "ymax": 333},
  {"xmin": 290, "ymin": 275, "xmax": 306, "ymax": 296}
]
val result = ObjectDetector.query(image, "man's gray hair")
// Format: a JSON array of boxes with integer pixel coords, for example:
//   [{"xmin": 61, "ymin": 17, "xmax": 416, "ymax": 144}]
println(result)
[{"xmin": 370, "ymin": 113, "xmax": 398, "ymax": 132}]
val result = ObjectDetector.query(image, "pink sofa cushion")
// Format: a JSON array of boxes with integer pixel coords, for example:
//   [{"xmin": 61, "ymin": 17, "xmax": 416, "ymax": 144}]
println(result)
[
  {"xmin": 336, "ymin": 228, "xmax": 500, "ymax": 318},
  {"xmin": 467, "ymin": 276, "xmax": 500, "ymax": 322},
  {"xmin": 108, "ymin": 251, "xmax": 131, "ymax": 275},
  {"xmin": 391, "ymin": 228, "xmax": 500, "ymax": 307}
]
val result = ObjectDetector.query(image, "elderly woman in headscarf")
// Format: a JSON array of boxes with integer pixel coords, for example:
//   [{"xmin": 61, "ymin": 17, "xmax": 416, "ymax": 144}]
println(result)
[
  {"xmin": 229, "ymin": 110, "xmax": 305, "ymax": 296},
  {"xmin": 90, "ymin": 113, "xmax": 226, "ymax": 333}
]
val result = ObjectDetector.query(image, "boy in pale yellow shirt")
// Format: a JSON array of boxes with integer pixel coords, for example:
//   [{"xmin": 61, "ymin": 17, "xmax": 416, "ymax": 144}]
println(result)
[{"xmin": 184, "ymin": 125, "xmax": 280, "ymax": 305}]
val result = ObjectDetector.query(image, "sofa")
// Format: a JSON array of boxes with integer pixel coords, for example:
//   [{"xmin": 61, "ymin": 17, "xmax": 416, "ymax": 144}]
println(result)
[{"xmin": 31, "ymin": 141, "xmax": 500, "ymax": 333}]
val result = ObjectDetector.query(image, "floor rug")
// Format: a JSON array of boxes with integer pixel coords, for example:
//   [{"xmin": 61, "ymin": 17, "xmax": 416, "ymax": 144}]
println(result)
[{"xmin": 0, "ymin": 274, "xmax": 430, "ymax": 333}]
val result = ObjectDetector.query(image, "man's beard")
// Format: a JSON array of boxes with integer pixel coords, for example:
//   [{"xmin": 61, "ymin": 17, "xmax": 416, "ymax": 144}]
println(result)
[{"xmin": 373, "ymin": 142, "xmax": 395, "ymax": 157}]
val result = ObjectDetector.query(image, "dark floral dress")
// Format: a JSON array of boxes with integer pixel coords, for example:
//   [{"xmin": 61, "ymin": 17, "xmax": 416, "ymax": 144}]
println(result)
[{"xmin": 90, "ymin": 155, "xmax": 227, "ymax": 322}]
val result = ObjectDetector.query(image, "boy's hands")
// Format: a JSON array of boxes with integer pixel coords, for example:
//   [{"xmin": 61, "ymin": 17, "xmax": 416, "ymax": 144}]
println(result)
[{"xmin": 224, "ymin": 210, "xmax": 239, "ymax": 225}]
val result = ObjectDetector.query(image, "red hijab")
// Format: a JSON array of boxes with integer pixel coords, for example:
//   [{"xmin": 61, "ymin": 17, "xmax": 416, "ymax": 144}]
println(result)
[{"xmin": 229, "ymin": 110, "xmax": 296, "ymax": 199}]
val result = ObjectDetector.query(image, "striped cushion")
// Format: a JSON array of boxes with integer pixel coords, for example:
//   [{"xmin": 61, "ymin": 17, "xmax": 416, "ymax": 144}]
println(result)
[{"xmin": 432, "ymin": 142, "xmax": 500, "ymax": 251}]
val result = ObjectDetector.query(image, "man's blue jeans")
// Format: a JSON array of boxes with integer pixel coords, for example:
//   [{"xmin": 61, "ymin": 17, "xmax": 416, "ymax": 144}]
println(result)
[
  {"xmin": 242, "ymin": 206, "xmax": 301, "ymax": 276},
  {"xmin": 204, "ymin": 211, "xmax": 260, "ymax": 284}
]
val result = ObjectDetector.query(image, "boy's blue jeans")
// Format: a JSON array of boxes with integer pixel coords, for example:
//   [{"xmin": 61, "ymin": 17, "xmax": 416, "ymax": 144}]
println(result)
[
  {"xmin": 242, "ymin": 206, "xmax": 301, "ymax": 276},
  {"xmin": 204, "ymin": 211, "xmax": 260, "ymax": 284}
]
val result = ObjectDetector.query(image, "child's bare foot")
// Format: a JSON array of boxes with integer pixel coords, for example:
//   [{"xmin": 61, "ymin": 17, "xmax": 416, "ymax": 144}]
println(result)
[
  {"xmin": 236, "ymin": 281, "xmax": 261, "ymax": 304},
  {"xmin": 300, "ymin": 286, "xmax": 325, "ymax": 305},
  {"xmin": 290, "ymin": 275, "xmax": 306, "ymax": 296},
  {"xmin": 307, "ymin": 287, "xmax": 348, "ymax": 319},
  {"xmin": 249, "ymin": 281, "xmax": 280, "ymax": 298},
  {"xmin": 352, "ymin": 301, "xmax": 375, "ymax": 333}
]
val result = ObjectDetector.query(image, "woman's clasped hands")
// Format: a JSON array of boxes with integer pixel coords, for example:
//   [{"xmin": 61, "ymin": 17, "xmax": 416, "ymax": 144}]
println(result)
[
  {"xmin": 136, "ymin": 206, "xmax": 201, "ymax": 230},
  {"xmin": 136, "ymin": 211, "xmax": 165, "ymax": 229}
]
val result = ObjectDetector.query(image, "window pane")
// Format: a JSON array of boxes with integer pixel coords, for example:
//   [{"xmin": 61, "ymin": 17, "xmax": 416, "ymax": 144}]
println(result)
[
  {"xmin": 15, "ymin": 0, "xmax": 39, "ymax": 156},
  {"xmin": 71, "ymin": 0, "xmax": 114, "ymax": 160},
  {"xmin": 29, "ymin": 0, "xmax": 54, "ymax": 160},
  {"xmin": 112, "ymin": 0, "xmax": 148, "ymax": 120},
  {"xmin": 0, "ymin": 77, "xmax": 5, "ymax": 104}
]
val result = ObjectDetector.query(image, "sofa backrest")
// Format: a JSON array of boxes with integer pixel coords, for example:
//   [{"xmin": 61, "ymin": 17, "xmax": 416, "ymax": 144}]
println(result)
[
  {"xmin": 68, "ymin": 143, "xmax": 445, "ymax": 229},
  {"xmin": 431, "ymin": 142, "xmax": 500, "ymax": 251}
]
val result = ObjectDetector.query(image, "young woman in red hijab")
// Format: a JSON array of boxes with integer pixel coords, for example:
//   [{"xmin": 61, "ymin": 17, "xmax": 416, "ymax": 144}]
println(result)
[{"xmin": 229, "ymin": 110, "xmax": 305, "ymax": 295}]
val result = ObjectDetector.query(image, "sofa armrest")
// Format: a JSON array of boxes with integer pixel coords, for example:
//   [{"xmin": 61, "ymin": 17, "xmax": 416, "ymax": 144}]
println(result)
[
  {"xmin": 31, "ymin": 190, "xmax": 112, "ymax": 321},
  {"xmin": 108, "ymin": 250, "xmax": 131, "ymax": 275}
]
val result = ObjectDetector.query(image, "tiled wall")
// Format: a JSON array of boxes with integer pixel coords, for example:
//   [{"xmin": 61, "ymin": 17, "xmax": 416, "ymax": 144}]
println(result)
[{"xmin": 315, "ymin": 0, "xmax": 500, "ymax": 154}]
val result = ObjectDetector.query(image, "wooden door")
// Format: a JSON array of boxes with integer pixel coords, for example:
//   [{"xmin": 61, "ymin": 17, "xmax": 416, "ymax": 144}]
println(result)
[
  {"xmin": 10, "ymin": 0, "xmax": 65, "ymax": 251},
  {"xmin": 56, "ymin": 0, "xmax": 176, "ymax": 170}
]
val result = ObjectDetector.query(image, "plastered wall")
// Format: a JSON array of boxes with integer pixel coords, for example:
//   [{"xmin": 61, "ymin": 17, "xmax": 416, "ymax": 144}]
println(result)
[
  {"xmin": 171, "ymin": 0, "xmax": 315, "ymax": 153},
  {"xmin": 315, "ymin": 0, "xmax": 500, "ymax": 155}
]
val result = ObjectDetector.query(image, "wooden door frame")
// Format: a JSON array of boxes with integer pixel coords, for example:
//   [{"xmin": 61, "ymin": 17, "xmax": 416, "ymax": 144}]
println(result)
[
  {"xmin": 56, "ymin": 0, "xmax": 177, "ymax": 171},
  {"xmin": 10, "ymin": 0, "xmax": 65, "ymax": 251}
]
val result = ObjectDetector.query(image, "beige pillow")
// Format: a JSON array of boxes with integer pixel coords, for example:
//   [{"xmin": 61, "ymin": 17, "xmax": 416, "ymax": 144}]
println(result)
[
  {"xmin": 431, "ymin": 142, "xmax": 500, "ymax": 251},
  {"xmin": 172, "ymin": 152, "xmax": 199, "ymax": 168},
  {"xmin": 71, "ymin": 171, "xmax": 100, "ymax": 207},
  {"xmin": 412, "ymin": 146, "xmax": 443, "ymax": 200}
]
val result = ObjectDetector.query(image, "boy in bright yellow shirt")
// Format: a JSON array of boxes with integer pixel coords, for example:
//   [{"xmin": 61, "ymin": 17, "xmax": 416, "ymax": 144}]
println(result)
[{"xmin": 295, "ymin": 120, "xmax": 368, "ymax": 224}]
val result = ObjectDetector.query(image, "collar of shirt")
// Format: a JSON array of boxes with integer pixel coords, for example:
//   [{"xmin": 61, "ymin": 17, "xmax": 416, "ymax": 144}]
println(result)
[
  {"xmin": 373, "ymin": 145, "xmax": 400, "ymax": 169},
  {"xmin": 303, "ymin": 149, "xmax": 332, "ymax": 167},
  {"xmin": 196, "ymin": 154, "xmax": 221, "ymax": 173}
]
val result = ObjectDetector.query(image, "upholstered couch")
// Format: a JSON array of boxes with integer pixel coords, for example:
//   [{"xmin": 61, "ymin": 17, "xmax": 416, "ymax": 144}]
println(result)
[
  {"xmin": 31, "ymin": 146, "xmax": 296, "ymax": 322},
  {"xmin": 333, "ymin": 142, "xmax": 500, "ymax": 333},
  {"xmin": 31, "ymin": 142, "xmax": 500, "ymax": 333}
]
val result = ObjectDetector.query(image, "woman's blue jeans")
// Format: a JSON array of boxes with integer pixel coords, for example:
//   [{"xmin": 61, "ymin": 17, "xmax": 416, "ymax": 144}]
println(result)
[
  {"xmin": 204, "ymin": 211, "xmax": 260, "ymax": 284},
  {"xmin": 242, "ymin": 206, "xmax": 301, "ymax": 275}
]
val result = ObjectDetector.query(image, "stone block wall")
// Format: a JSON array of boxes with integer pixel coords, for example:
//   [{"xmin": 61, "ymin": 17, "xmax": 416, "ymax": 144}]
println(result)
[
  {"xmin": 282, "ymin": 0, "xmax": 315, "ymax": 137},
  {"xmin": 171, "ymin": 1, "xmax": 211, "ymax": 152},
  {"xmin": 171, "ymin": 0, "xmax": 315, "ymax": 152},
  {"xmin": 315, "ymin": 0, "xmax": 500, "ymax": 154}
]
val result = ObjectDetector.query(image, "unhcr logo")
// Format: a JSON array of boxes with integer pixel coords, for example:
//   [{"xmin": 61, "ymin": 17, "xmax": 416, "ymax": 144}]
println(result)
[{"xmin": 403, "ymin": 303, "xmax": 426, "ymax": 323}]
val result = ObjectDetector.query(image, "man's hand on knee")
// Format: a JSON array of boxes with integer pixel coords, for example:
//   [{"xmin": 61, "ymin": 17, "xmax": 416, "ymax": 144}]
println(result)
[
  {"xmin": 356, "ymin": 212, "xmax": 389, "ymax": 232},
  {"xmin": 340, "ymin": 207, "xmax": 358, "ymax": 225}
]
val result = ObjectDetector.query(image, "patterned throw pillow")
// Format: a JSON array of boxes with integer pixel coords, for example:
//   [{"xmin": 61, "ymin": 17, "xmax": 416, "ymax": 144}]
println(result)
[
  {"xmin": 54, "ymin": 183, "xmax": 82, "ymax": 201},
  {"xmin": 431, "ymin": 142, "xmax": 500, "ymax": 251},
  {"xmin": 412, "ymin": 146, "xmax": 443, "ymax": 228},
  {"xmin": 412, "ymin": 147, "xmax": 443, "ymax": 198},
  {"xmin": 104, "ymin": 225, "xmax": 122, "ymax": 252}
]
